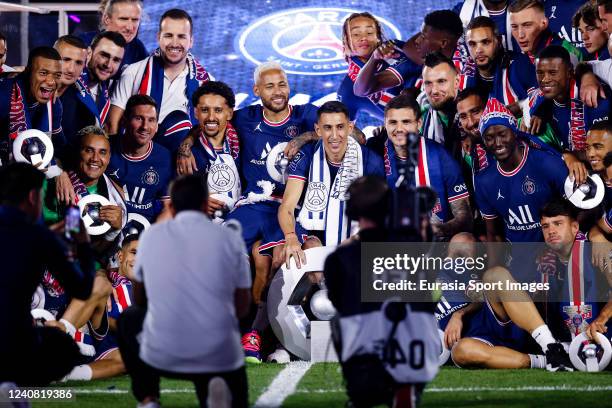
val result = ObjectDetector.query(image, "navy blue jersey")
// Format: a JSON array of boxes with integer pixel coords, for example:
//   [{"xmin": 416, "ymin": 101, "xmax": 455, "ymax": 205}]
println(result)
[
  {"xmin": 337, "ymin": 41, "xmax": 422, "ymax": 121},
  {"xmin": 461, "ymin": 51, "xmax": 537, "ymax": 106},
  {"xmin": 78, "ymin": 31, "xmax": 147, "ymax": 70},
  {"xmin": 581, "ymin": 46, "xmax": 610, "ymax": 62},
  {"xmin": 234, "ymin": 104, "xmax": 318, "ymax": 201},
  {"xmin": 475, "ymin": 142, "xmax": 568, "ymax": 242},
  {"xmin": 106, "ymin": 139, "xmax": 173, "ymax": 221},
  {"xmin": 544, "ymin": 0, "xmax": 585, "ymax": 49}
]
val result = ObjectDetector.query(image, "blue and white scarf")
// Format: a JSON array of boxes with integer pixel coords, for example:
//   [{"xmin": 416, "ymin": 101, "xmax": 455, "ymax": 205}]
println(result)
[
  {"xmin": 74, "ymin": 68, "xmax": 111, "ymax": 126},
  {"xmin": 138, "ymin": 49, "xmax": 210, "ymax": 123},
  {"xmin": 298, "ymin": 137, "xmax": 363, "ymax": 245}
]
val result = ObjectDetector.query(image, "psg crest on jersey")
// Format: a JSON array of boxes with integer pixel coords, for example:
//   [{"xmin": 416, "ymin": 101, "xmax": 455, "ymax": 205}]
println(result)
[
  {"xmin": 304, "ymin": 182, "xmax": 327, "ymax": 212},
  {"xmin": 208, "ymin": 163, "xmax": 236, "ymax": 193},
  {"xmin": 237, "ymin": 7, "xmax": 402, "ymax": 75},
  {"xmin": 141, "ymin": 167, "xmax": 159, "ymax": 186},
  {"xmin": 522, "ymin": 175, "xmax": 536, "ymax": 195}
]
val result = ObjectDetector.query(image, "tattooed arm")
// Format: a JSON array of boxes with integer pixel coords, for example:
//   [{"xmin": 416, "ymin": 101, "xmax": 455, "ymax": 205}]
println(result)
[{"xmin": 432, "ymin": 197, "xmax": 473, "ymax": 240}]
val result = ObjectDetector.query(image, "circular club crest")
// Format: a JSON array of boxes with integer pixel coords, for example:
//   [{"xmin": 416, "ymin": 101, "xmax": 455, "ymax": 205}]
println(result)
[
  {"xmin": 208, "ymin": 163, "xmax": 236, "ymax": 193},
  {"xmin": 304, "ymin": 182, "xmax": 328, "ymax": 212},
  {"xmin": 522, "ymin": 175, "xmax": 536, "ymax": 195},
  {"xmin": 141, "ymin": 168, "xmax": 159, "ymax": 186},
  {"xmin": 237, "ymin": 7, "xmax": 402, "ymax": 75}
]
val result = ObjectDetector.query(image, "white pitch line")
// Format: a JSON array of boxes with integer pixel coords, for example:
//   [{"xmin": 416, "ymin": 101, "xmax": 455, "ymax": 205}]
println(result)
[
  {"xmin": 253, "ymin": 361, "xmax": 312, "ymax": 408},
  {"xmin": 293, "ymin": 385, "xmax": 612, "ymax": 394}
]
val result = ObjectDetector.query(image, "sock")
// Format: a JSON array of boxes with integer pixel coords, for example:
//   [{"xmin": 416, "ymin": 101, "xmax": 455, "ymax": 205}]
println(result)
[
  {"xmin": 531, "ymin": 324, "xmax": 556, "ymax": 353},
  {"xmin": 65, "ymin": 364, "xmax": 93, "ymax": 381},
  {"xmin": 252, "ymin": 301, "xmax": 269, "ymax": 333},
  {"xmin": 528, "ymin": 354, "xmax": 547, "ymax": 369},
  {"xmin": 60, "ymin": 318, "xmax": 77, "ymax": 336}
]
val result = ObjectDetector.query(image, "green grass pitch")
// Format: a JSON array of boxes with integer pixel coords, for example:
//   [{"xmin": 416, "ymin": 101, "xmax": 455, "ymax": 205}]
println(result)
[{"xmin": 30, "ymin": 365, "xmax": 612, "ymax": 407}]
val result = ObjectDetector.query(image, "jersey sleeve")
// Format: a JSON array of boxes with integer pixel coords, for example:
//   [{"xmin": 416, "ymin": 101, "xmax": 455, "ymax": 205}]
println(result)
[
  {"xmin": 337, "ymin": 76, "xmax": 359, "ymax": 121},
  {"xmin": 287, "ymin": 144, "xmax": 313, "ymax": 182},
  {"xmin": 363, "ymin": 146, "xmax": 385, "ymax": 178},
  {"xmin": 474, "ymin": 174, "xmax": 498, "ymax": 219},
  {"xmin": 589, "ymin": 59, "xmax": 612, "ymax": 87},
  {"xmin": 512, "ymin": 53, "xmax": 538, "ymax": 99},
  {"xmin": 110, "ymin": 62, "xmax": 140, "ymax": 110},
  {"xmin": 439, "ymin": 147, "xmax": 470, "ymax": 202},
  {"xmin": 301, "ymin": 104, "xmax": 319, "ymax": 130},
  {"xmin": 545, "ymin": 152, "xmax": 569, "ymax": 196}
]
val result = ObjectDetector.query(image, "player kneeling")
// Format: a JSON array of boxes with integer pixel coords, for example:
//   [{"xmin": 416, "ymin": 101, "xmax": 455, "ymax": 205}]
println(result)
[{"xmin": 63, "ymin": 235, "xmax": 139, "ymax": 380}]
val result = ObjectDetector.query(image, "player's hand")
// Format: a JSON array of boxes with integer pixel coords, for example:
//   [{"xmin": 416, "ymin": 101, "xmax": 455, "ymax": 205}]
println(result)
[
  {"xmin": 371, "ymin": 41, "xmax": 400, "ymax": 61},
  {"xmin": 55, "ymin": 171, "xmax": 77, "ymax": 205},
  {"xmin": 285, "ymin": 233, "xmax": 306, "ymax": 269},
  {"xmin": 207, "ymin": 196, "xmax": 226, "ymax": 217},
  {"xmin": 176, "ymin": 139, "xmax": 198, "ymax": 175},
  {"xmin": 444, "ymin": 312, "xmax": 463, "ymax": 349},
  {"xmin": 99, "ymin": 205, "xmax": 123, "ymax": 230},
  {"xmin": 528, "ymin": 116, "xmax": 542, "ymax": 135},
  {"xmin": 585, "ymin": 315, "xmax": 609, "ymax": 343},
  {"xmin": 591, "ymin": 239, "xmax": 612, "ymax": 272},
  {"xmin": 580, "ymin": 72, "xmax": 605, "ymax": 108},
  {"xmin": 566, "ymin": 157, "xmax": 588, "ymax": 186}
]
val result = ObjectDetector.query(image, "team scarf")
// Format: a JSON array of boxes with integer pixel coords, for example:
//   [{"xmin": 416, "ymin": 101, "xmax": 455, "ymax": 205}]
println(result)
[
  {"xmin": 298, "ymin": 137, "xmax": 364, "ymax": 245},
  {"xmin": 74, "ymin": 68, "xmax": 111, "ymax": 126},
  {"xmin": 421, "ymin": 107, "xmax": 446, "ymax": 144},
  {"xmin": 527, "ymin": 31, "xmax": 555, "ymax": 64},
  {"xmin": 461, "ymin": 53, "xmax": 524, "ymax": 106},
  {"xmin": 8, "ymin": 78, "xmax": 53, "ymax": 140},
  {"xmin": 108, "ymin": 269, "xmax": 132, "ymax": 316},
  {"xmin": 384, "ymin": 137, "xmax": 454, "ymax": 221},
  {"xmin": 458, "ymin": 0, "xmax": 513, "ymax": 50},
  {"xmin": 198, "ymin": 123, "xmax": 241, "ymax": 207},
  {"xmin": 542, "ymin": 236, "xmax": 599, "ymax": 339},
  {"xmin": 529, "ymin": 79, "xmax": 586, "ymax": 151},
  {"xmin": 347, "ymin": 55, "xmax": 398, "ymax": 112},
  {"xmin": 138, "ymin": 49, "xmax": 210, "ymax": 123}
]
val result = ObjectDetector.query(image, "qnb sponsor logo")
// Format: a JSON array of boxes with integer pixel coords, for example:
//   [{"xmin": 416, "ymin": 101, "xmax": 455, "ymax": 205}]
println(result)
[
  {"xmin": 454, "ymin": 183, "xmax": 468, "ymax": 193},
  {"xmin": 237, "ymin": 7, "xmax": 402, "ymax": 75}
]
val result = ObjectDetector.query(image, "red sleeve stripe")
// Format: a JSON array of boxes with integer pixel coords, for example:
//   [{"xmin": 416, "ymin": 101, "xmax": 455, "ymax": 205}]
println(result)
[
  {"xmin": 287, "ymin": 175, "xmax": 306, "ymax": 181},
  {"xmin": 448, "ymin": 191, "xmax": 470, "ymax": 202},
  {"xmin": 386, "ymin": 67, "xmax": 404, "ymax": 86}
]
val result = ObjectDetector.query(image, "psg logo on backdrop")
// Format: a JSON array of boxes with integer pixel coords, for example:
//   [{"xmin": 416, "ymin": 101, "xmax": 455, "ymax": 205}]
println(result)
[{"xmin": 237, "ymin": 7, "xmax": 402, "ymax": 75}]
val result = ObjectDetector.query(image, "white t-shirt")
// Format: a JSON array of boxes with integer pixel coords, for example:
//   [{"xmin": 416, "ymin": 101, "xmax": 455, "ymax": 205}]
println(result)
[
  {"xmin": 134, "ymin": 210, "xmax": 251, "ymax": 373},
  {"xmin": 111, "ymin": 58, "xmax": 191, "ymax": 123},
  {"xmin": 589, "ymin": 59, "xmax": 612, "ymax": 88}
]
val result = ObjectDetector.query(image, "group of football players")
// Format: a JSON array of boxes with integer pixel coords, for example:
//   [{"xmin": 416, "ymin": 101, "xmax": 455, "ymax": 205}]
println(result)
[{"xmin": 1, "ymin": 0, "xmax": 612, "ymax": 383}]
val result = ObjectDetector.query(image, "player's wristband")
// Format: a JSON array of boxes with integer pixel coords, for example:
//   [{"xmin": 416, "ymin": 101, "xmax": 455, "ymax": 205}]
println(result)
[{"xmin": 284, "ymin": 232, "xmax": 296, "ymax": 238}]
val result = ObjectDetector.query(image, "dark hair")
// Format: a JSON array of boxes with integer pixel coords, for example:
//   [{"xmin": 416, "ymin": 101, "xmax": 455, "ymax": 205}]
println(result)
[
  {"xmin": 455, "ymin": 86, "xmax": 489, "ymax": 105},
  {"xmin": 573, "ymin": 3, "xmax": 602, "ymax": 28},
  {"xmin": 540, "ymin": 197, "xmax": 578, "ymax": 220},
  {"xmin": 25, "ymin": 46, "xmax": 61, "ymax": 73},
  {"xmin": 424, "ymin": 51, "xmax": 457, "ymax": 72},
  {"xmin": 159, "ymin": 9, "xmax": 193, "ymax": 35},
  {"xmin": 0, "ymin": 32, "xmax": 5, "ymax": 43},
  {"xmin": 384, "ymin": 93, "xmax": 422, "ymax": 120},
  {"xmin": 317, "ymin": 101, "xmax": 350, "ymax": 121},
  {"xmin": 0, "ymin": 163, "xmax": 45, "ymax": 206},
  {"xmin": 346, "ymin": 176, "xmax": 390, "ymax": 225},
  {"xmin": 424, "ymin": 10, "xmax": 464, "ymax": 40},
  {"xmin": 121, "ymin": 233, "xmax": 139, "ymax": 248},
  {"xmin": 588, "ymin": 119, "xmax": 612, "ymax": 134},
  {"xmin": 341, "ymin": 12, "xmax": 385, "ymax": 59},
  {"xmin": 91, "ymin": 30, "xmax": 126, "ymax": 51},
  {"xmin": 170, "ymin": 174, "xmax": 208, "ymax": 213},
  {"xmin": 509, "ymin": 0, "xmax": 545, "ymax": 14},
  {"xmin": 604, "ymin": 151, "xmax": 612, "ymax": 168},
  {"xmin": 596, "ymin": 0, "xmax": 612, "ymax": 14},
  {"xmin": 191, "ymin": 81, "xmax": 236, "ymax": 109},
  {"xmin": 466, "ymin": 16, "xmax": 500, "ymax": 37},
  {"xmin": 55, "ymin": 34, "xmax": 87, "ymax": 50},
  {"xmin": 124, "ymin": 94, "xmax": 158, "ymax": 119},
  {"xmin": 536, "ymin": 45, "xmax": 572, "ymax": 69}
]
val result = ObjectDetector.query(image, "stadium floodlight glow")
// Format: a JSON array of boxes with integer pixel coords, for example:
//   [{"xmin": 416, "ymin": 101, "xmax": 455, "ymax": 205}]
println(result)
[{"xmin": 267, "ymin": 246, "xmax": 336, "ymax": 360}]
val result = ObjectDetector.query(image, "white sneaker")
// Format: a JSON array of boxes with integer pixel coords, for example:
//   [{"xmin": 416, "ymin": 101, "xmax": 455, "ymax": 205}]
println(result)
[
  {"xmin": 267, "ymin": 347, "xmax": 291, "ymax": 363},
  {"xmin": 207, "ymin": 377, "xmax": 231, "ymax": 408}
]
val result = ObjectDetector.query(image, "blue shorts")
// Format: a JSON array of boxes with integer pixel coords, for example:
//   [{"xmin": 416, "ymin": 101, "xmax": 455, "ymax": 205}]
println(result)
[
  {"xmin": 259, "ymin": 221, "xmax": 311, "ymax": 255},
  {"xmin": 93, "ymin": 333, "xmax": 118, "ymax": 361},
  {"xmin": 225, "ymin": 202, "xmax": 284, "ymax": 254},
  {"xmin": 464, "ymin": 298, "xmax": 528, "ymax": 351}
]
